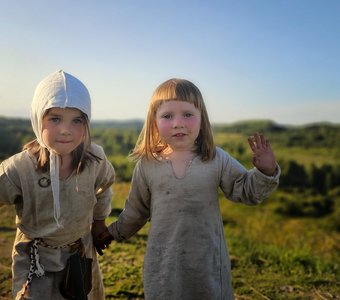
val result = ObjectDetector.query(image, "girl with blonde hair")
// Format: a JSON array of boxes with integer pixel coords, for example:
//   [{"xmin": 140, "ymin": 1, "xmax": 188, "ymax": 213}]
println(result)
[{"xmin": 105, "ymin": 78, "xmax": 280, "ymax": 299}]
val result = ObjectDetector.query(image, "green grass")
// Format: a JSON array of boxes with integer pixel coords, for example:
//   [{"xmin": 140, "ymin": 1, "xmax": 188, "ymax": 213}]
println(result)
[
  {"xmin": 274, "ymin": 146, "xmax": 340, "ymax": 167},
  {"xmin": 0, "ymin": 205, "xmax": 16, "ymax": 300},
  {"xmin": 1, "ymin": 184, "xmax": 339, "ymax": 299}
]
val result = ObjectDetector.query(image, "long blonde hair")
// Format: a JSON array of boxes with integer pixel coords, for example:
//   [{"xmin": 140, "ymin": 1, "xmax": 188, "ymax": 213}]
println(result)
[{"xmin": 129, "ymin": 78, "xmax": 216, "ymax": 162}]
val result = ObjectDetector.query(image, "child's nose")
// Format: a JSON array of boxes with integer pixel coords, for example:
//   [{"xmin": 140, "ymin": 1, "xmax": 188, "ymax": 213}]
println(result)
[
  {"xmin": 172, "ymin": 117, "xmax": 184, "ymax": 128},
  {"xmin": 60, "ymin": 123, "xmax": 71, "ymax": 135}
]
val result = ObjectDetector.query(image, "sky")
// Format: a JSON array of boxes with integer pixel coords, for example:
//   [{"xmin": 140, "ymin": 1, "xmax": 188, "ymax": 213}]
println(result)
[{"xmin": 1, "ymin": 0, "xmax": 340, "ymax": 125}]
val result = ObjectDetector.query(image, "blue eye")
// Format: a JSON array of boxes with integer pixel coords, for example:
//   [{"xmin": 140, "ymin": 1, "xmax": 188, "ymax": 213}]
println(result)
[
  {"xmin": 163, "ymin": 114, "xmax": 172, "ymax": 119},
  {"xmin": 50, "ymin": 117, "xmax": 60, "ymax": 123},
  {"xmin": 73, "ymin": 118, "xmax": 84, "ymax": 124},
  {"xmin": 184, "ymin": 113, "xmax": 193, "ymax": 118}
]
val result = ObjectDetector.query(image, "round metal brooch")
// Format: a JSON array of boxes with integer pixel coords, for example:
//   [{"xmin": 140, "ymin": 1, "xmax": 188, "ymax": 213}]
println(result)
[{"xmin": 38, "ymin": 177, "xmax": 51, "ymax": 188}]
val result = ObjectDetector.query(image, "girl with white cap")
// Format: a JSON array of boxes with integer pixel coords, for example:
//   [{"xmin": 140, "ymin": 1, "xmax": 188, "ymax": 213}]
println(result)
[{"xmin": 0, "ymin": 70, "xmax": 115, "ymax": 299}]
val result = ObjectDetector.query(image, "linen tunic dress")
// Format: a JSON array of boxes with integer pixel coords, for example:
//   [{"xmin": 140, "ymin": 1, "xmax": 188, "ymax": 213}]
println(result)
[
  {"xmin": 109, "ymin": 147, "xmax": 280, "ymax": 300},
  {"xmin": 0, "ymin": 143, "xmax": 115, "ymax": 300}
]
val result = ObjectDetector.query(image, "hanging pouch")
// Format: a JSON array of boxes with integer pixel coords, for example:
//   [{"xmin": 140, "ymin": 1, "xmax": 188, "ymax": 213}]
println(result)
[{"xmin": 60, "ymin": 249, "xmax": 92, "ymax": 300}]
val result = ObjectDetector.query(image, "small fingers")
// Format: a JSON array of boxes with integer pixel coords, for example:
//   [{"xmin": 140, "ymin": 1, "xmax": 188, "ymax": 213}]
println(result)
[
  {"xmin": 255, "ymin": 133, "xmax": 262, "ymax": 148},
  {"xmin": 249, "ymin": 133, "xmax": 270, "ymax": 150},
  {"xmin": 260, "ymin": 134, "xmax": 266, "ymax": 147},
  {"xmin": 248, "ymin": 133, "xmax": 262, "ymax": 151},
  {"xmin": 247, "ymin": 136, "xmax": 256, "ymax": 152},
  {"xmin": 95, "ymin": 244, "xmax": 104, "ymax": 256}
]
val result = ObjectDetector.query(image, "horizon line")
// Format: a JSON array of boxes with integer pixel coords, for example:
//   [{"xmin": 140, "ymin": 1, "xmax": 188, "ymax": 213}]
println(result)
[{"xmin": 0, "ymin": 115, "xmax": 339, "ymax": 127}]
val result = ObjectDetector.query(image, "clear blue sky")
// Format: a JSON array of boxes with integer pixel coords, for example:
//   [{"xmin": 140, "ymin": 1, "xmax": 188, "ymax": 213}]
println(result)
[{"xmin": 1, "ymin": 0, "xmax": 339, "ymax": 125}]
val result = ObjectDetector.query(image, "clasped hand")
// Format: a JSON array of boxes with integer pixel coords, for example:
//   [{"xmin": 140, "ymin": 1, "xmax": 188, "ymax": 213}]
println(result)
[
  {"xmin": 91, "ymin": 220, "xmax": 114, "ymax": 255},
  {"xmin": 247, "ymin": 133, "xmax": 277, "ymax": 176}
]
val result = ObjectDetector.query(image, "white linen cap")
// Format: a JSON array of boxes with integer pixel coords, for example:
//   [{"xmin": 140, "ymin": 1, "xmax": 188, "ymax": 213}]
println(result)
[
  {"xmin": 30, "ymin": 70, "xmax": 91, "ymax": 228},
  {"xmin": 31, "ymin": 70, "xmax": 91, "ymax": 147}
]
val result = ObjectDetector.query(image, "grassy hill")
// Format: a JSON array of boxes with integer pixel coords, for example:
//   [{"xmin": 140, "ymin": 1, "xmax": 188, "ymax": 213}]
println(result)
[
  {"xmin": 0, "ymin": 116, "xmax": 339, "ymax": 299},
  {"xmin": 1, "ymin": 184, "xmax": 339, "ymax": 299}
]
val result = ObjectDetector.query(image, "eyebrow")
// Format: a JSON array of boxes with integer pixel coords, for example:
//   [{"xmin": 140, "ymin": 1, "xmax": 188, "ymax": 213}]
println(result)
[
  {"xmin": 46, "ymin": 113, "xmax": 61, "ymax": 117},
  {"xmin": 47, "ymin": 112, "xmax": 83, "ymax": 118}
]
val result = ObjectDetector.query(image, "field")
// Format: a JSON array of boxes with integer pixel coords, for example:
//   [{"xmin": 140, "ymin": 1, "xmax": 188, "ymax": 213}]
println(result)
[
  {"xmin": 1, "ymin": 119, "xmax": 340, "ymax": 299},
  {"xmin": 1, "ymin": 182, "xmax": 339, "ymax": 299}
]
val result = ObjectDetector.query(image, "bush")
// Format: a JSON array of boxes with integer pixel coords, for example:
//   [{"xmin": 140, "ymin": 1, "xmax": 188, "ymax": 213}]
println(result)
[
  {"xmin": 276, "ymin": 194, "xmax": 334, "ymax": 218},
  {"xmin": 109, "ymin": 155, "xmax": 135, "ymax": 182}
]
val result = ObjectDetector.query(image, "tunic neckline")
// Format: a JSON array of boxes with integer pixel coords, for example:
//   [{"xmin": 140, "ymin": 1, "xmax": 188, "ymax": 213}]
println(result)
[{"xmin": 162, "ymin": 155, "xmax": 198, "ymax": 180}]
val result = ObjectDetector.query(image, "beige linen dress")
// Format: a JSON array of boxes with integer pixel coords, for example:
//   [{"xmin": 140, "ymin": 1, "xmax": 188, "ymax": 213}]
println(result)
[
  {"xmin": 0, "ymin": 143, "xmax": 115, "ymax": 300},
  {"xmin": 109, "ymin": 147, "xmax": 280, "ymax": 300}
]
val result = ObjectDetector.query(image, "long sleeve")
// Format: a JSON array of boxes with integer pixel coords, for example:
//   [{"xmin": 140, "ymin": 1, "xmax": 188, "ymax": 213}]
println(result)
[
  {"xmin": 1, "ymin": 145, "xmax": 114, "ymax": 245},
  {"xmin": 92, "ymin": 150, "xmax": 115, "ymax": 220},
  {"xmin": 108, "ymin": 160, "xmax": 150, "ymax": 241},
  {"xmin": 0, "ymin": 157, "xmax": 22, "ymax": 205},
  {"xmin": 217, "ymin": 147, "xmax": 280, "ymax": 205}
]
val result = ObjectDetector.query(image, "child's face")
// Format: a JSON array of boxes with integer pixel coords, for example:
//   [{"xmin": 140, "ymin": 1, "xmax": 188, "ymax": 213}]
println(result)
[
  {"xmin": 156, "ymin": 100, "xmax": 201, "ymax": 152},
  {"xmin": 41, "ymin": 107, "xmax": 86, "ymax": 158}
]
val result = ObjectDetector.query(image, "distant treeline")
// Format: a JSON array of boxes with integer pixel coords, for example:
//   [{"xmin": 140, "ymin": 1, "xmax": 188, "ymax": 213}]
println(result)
[
  {"xmin": 1, "ymin": 116, "xmax": 340, "ymax": 192},
  {"xmin": 214, "ymin": 119, "xmax": 340, "ymax": 148},
  {"xmin": 0, "ymin": 117, "xmax": 144, "ymax": 160}
]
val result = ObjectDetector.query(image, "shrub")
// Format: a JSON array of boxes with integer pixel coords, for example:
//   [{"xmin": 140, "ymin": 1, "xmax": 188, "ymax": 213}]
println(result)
[{"xmin": 276, "ymin": 194, "xmax": 334, "ymax": 218}]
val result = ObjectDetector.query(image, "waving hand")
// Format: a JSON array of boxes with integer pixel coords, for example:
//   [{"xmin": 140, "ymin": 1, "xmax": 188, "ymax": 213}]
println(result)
[{"xmin": 248, "ymin": 133, "xmax": 277, "ymax": 176}]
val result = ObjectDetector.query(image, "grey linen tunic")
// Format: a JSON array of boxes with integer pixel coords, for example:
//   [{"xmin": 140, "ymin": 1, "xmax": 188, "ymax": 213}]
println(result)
[
  {"xmin": 0, "ymin": 143, "xmax": 115, "ymax": 300},
  {"xmin": 109, "ymin": 147, "xmax": 280, "ymax": 300}
]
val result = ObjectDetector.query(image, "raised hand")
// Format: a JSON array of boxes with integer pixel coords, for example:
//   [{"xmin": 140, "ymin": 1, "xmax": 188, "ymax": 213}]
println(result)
[{"xmin": 247, "ymin": 133, "xmax": 277, "ymax": 176}]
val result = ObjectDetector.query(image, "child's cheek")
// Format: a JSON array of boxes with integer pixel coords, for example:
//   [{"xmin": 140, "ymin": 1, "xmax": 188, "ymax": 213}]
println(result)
[
  {"xmin": 158, "ymin": 120, "xmax": 172, "ymax": 131},
  {"xmin": 186, "ymin": 117, "xmax": 200, "ymax": 129},
  {"xmin": 157, "ymin": 120, "xmax": 172, "ymax": 134}
]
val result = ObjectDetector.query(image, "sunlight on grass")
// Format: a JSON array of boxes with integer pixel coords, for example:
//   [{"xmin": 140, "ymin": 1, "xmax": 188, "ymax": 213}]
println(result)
[
  {"xmin": 99, "ymin": 183, "xmax": 340, "ymax": 299},
  {"xmin": 0, "ymin": 183, "xmax": 339, "ymax": 299}
]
